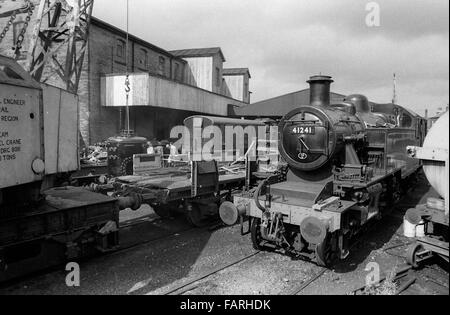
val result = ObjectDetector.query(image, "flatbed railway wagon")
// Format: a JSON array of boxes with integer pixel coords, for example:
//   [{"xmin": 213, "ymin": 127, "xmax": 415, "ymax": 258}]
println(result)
[
  {"xmin": 0, "ymin": 56, "xmax": 138, "ymax": 282},
  {"xmin": 98, "ymin": 161, "xmax": 248, "ymax": 227},
  {"xmin": 219, "ymin": 75, "xmax": 427, "ymax": 266},
  {"xmin": 93, "ymin": 115, "xmax": 284, "ymax": 227},
  {"xmin": 406, "ymin": 111, "xmax": 449, "ymax": 267}
]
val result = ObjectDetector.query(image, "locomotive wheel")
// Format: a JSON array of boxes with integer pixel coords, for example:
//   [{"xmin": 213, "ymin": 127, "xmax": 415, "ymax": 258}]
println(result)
[
  {"xmin": 315, "ymin": 237, "xmax": 333, "ymax": 267},
  {"xmin": 406, "ymin": 243, "xmax": 424, "ymax": 269},
  {"xmin": 251, "ymin": 218, "xmax": 265, "ymax": 251}
]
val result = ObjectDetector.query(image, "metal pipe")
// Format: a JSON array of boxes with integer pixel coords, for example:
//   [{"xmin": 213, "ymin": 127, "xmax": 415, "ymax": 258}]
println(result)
[
  {"xmin": 125, "ymin": 0, "xmax": 130, "ymax": 135},
  {"xmin": 254, "ymin": 179, "xmax": 268, "ymax": 212}
]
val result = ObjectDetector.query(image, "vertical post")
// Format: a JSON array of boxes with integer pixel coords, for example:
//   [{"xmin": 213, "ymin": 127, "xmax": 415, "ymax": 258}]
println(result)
[
  {"xmin": 445, "ymin": 156, "xmax": 449, "ymax": 216},
  {"xmin": 392, "ymin": 73, "xmax": 397, "ymax": 105},
  {"xmin": 124, "ymin": 0, "xmax": 130, "ymax": 136},
  {"xmin": 125, "ymin": 75, "xmax": 130, "ymax": 134}
]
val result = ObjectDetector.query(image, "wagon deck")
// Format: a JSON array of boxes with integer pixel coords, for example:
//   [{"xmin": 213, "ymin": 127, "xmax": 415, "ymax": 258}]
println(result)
[{"xmin": 110, "ymin": 163, "xmax": 247, "ymax": 204}]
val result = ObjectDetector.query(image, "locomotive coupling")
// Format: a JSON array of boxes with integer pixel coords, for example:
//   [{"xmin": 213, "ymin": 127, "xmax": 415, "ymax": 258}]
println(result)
[{"xmin": 219, "ymin": 201, "xmax": 247, "ymax": 226}]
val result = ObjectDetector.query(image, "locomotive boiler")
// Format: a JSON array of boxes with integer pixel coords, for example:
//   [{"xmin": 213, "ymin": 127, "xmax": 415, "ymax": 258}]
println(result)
[{"xmin": 220, "ymin": 75, "xmax": 426, "ymax": 266}]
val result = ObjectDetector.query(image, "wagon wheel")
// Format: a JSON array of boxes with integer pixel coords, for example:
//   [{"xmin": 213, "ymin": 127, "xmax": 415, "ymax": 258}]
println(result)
[
  {"xmin": 251, "ymin": 218, "xmax": 265, "ymax": 251},
  {"xmin": 152, "ymin": 202, "xmax": 180, "ymax": 219},
  {"xmin": 315, "ymin": 236, "xmax": 333, "ymax": 267},
  {"xmin": 185, "ymin": 203, "xmax": 213, "ymax": 228},
  {"xmin": 407, "ymin": 243, "xmax": 425, "ymax": 269}
]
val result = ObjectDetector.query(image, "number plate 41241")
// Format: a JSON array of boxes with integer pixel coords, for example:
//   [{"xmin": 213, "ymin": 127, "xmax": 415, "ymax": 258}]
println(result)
[{"xmin": 292, "ymin": 126, "xmax": 315, "ymax": 135}]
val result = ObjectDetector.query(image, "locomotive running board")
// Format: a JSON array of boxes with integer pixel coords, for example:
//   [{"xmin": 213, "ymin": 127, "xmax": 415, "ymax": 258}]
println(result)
[{"xmin": 269, "ymin": 181, "xmax": 334, "ymax": 207}]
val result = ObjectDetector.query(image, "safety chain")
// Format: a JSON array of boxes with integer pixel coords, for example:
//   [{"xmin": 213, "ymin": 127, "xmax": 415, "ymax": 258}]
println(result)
[
  {"xmin": 0, "ymin": 11, "xmax": 18, "ymax": 45},
  {"xmin": 14, "ymin": 1, "xmax": 35, "ymax": 55}
]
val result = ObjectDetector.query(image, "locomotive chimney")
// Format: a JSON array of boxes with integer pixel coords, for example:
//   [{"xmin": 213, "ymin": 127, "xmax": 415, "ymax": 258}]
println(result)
[{"xmin": 307, "ymin": 75, "xmax": 334, "ymax": 107}]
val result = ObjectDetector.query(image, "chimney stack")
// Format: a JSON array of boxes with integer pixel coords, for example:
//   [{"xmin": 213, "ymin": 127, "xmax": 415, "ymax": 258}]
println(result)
[{"xmin": 307, "ymin": 75, "xmax": 334, "ymax": 107}]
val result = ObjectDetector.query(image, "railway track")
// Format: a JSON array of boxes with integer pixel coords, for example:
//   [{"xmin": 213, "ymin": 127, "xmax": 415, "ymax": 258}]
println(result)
[
  {"xmin": 143, "ymin": 247, "xmax": 330, "ymax": 296},
  {"xmin": 106, "ymin": 214, "xmax": 225, "ymax": 259},
  {"xmin": 288, "ymin": 268, "xmax": 328, "ymax": 295},
  {"xmin": 153, "ymin": 251, "xmax": 263, "ymax": 295},
  {"xmin": 348, "ymin": 264, "xmax": 448, "ymax": 295},
  {"xmin": 116, "ymin": 217, "xmax": 198, "ymax": 253},
  {"xmin": 3, "ymin": 189, "xmax": 446, "ymax": 295},
  {"xmin": 0, "ymin": 216, "xmax": 218, "ymax": 289},
  {"xmin": 150, "ymin": 210, "xmax": 411, "ymax": 296}
]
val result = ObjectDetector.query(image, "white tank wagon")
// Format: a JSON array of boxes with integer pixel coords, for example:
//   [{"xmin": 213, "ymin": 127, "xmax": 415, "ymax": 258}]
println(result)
[{"xmin": 406, "ymin": 111, "xmax": 449, "ymax": 267}]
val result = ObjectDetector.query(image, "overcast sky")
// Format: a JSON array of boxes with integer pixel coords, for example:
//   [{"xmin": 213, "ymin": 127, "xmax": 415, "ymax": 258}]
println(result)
[{"xmin": 93, "ymin": 0, "xmax": 449, "ymax": 116}]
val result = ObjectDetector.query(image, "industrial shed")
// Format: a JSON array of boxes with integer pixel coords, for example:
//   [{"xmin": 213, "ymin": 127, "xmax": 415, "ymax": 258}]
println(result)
[{"xmin": 232, "ymin": 88, "xmax": 346, "ymax": 118}]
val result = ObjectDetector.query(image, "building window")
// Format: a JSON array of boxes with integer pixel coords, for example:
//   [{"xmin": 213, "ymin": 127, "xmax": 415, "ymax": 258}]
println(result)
[
  {"xmin": 139, "ymin": 48, "xmax": 149, "ymax": 69},
  {"xmin": 116, "ymin": 39, "xmax": 126, "ymax": 59},
  {"xmin": 216, "ymin": 67, "xmax": 221, "ymax": 87},
  {"xmin": 158, "ymin": 56, "xmax": 166, "ymax": 75}
]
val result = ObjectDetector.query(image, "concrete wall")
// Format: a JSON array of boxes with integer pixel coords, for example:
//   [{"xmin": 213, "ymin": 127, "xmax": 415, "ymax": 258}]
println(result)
[{"xmin": 102, "ymin": 73, "xmax": 247, "ymax": 116}]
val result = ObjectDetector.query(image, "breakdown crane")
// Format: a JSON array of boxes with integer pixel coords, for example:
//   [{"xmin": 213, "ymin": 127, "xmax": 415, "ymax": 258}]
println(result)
[{"xmin": 0, "ymin": 0, "xmax": 94, "ymax": 93}]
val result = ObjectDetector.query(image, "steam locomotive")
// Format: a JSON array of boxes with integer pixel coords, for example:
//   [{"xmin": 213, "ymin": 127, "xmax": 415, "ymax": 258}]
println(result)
[{"xmin": 220, "ymin": 75, "xmax": 427, "ymax": 266}]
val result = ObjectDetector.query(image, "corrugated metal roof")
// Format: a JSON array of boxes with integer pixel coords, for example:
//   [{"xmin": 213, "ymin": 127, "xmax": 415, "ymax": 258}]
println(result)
[
  {"xmin": 223, "ymin": 68, "xmax": 251, "ymax": 78},
  {"xmin": 234, "ymin": 89, "xmax": 346, "ymax": 117},
  {"xmin": 169, "ymin": 47, "xmax": 226, "ymax": 62}
]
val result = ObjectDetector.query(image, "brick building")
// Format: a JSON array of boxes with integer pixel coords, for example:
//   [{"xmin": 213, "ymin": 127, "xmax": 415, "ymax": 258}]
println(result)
[{"xmin": 0, "ymin": 4, "xmax": 251, "ymax": 145}]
